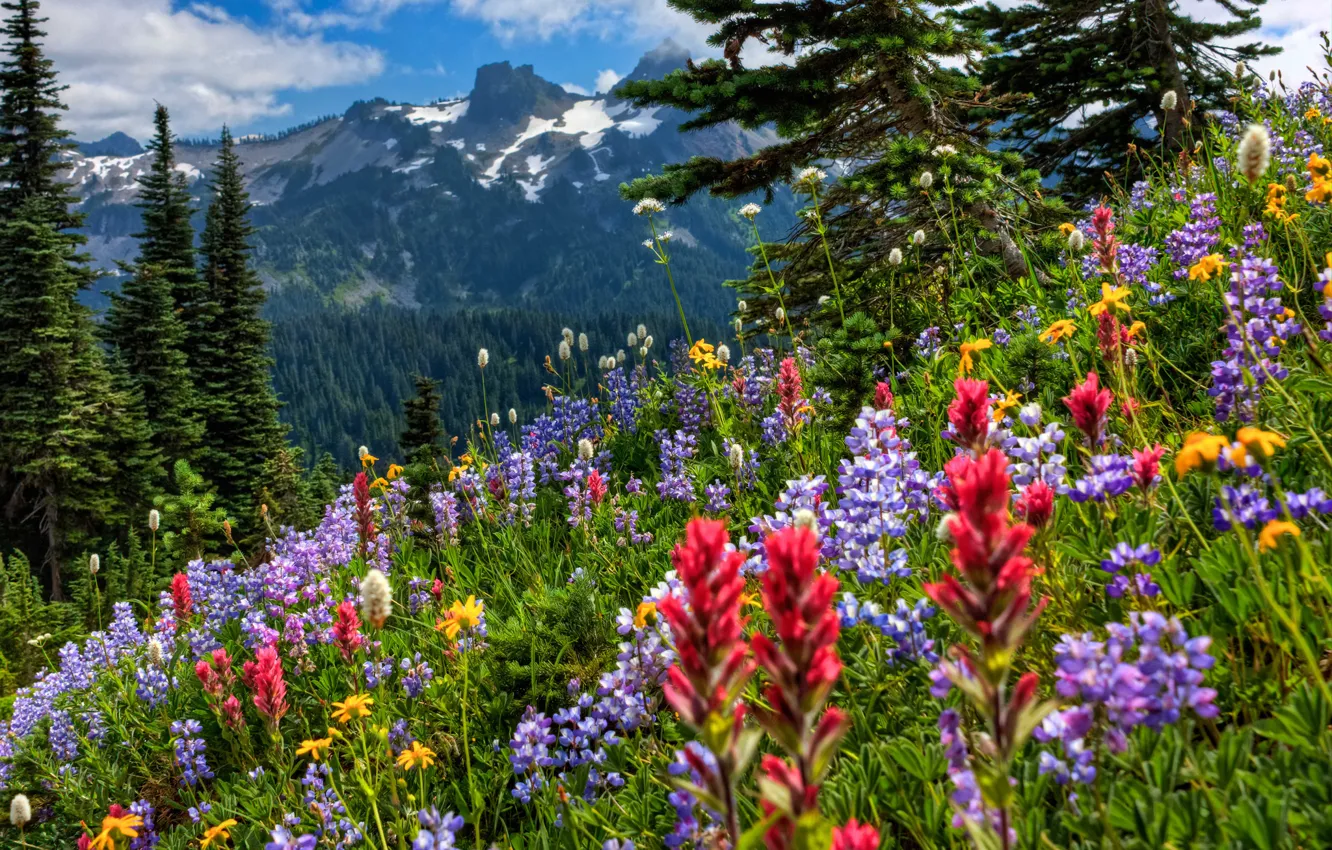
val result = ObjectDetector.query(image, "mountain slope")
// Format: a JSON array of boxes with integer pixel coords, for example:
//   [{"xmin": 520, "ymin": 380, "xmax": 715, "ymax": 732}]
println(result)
[{"xmin": 66, "ymin": 41, "xmax": 781, "ymax": 322}]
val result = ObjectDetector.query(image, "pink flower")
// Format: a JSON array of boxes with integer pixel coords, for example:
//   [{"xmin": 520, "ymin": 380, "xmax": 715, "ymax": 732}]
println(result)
[
  {"xmin": 832, "ymin": 819, "xmax": 882, "ymax": 850},
  {"xmin": 332, "ymin": 600, "xmax": 363, "ymax": 663},
  {"xmin": 170, "ymin": 573, "xmax": 193, "ymax": 626},
  {"xmin": 1015, "ymin": 480, "xmax": 1055, "ymax": 529},
  {"xmin": 777, "ymin": 357, "xmax": 804, "ymax": 425},
  {"xmin": 353, "ymin": 472, "xmax": 375, "ymax": 556},
  {"xmin": 586, "ymin": 470, "xmax": 607, "ymax": 505},
  {"xmin": 874, "ymin": 382, "xmax": 894, "ymax": 412},
  {"xmin": 248, "ymin": 646, "xmax": 288, "ymax": 726},
  {"xmin": 1063, "ymin": 372, "xmax": 1113, "ymax": 447},
  {"xmin": 1131, "ymin": 444, "xmax": 1166, "ymax": 491}
]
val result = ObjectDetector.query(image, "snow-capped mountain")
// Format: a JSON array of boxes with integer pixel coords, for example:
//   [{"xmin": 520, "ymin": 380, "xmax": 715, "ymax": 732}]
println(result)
[{"xmin": 66, "ymin": 41, "xmax": 779, "ymax": 316}]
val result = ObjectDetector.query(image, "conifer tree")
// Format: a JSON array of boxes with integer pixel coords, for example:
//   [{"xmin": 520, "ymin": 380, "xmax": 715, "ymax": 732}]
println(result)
[
  {"xmin": 959, "ymin": 0, "xmax": 1277, "ymax": 195},
  {"xmin": 102, "ymin": 260, "xmax": 202, "ymax": 462},
  {"xmin": 401, "ymin": 375, "xmax": 445, "ymax": 463},
  {"xmin": 195, "ymin": 127, "xmax": 285, "ymax": 518},
  {"xmin": 135, "ymin": 104, "xmax": 208, "ymax": 376},
  {"xmin": 618, "ymin": 3, "xmax": 1043, "ymax": 325},
  {"xmin": 0, "ymin": 0, "xmax": 122, "ymax": 598}
]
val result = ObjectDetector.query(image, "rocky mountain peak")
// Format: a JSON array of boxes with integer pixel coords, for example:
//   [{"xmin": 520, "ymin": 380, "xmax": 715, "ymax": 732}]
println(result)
[{"xmin": 465, "ymin": 61, "xmax": 573, "ymax": 129}]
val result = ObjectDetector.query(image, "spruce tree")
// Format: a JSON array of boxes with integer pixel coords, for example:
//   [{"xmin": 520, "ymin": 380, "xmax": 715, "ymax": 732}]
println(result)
[
  {"xmin": 0, "ymin": 0, "xmax": 122, "ymax": 598},
  {"xmin": 618, "ymin": 5, "xmax": 1043, "ymax": 326},
  {"xmin": 401, "ymin": 374, "xmax": 445, "ymax": 463},
  {"xmin": 195, "ymin": 127, "xmax": 285, "ymax": 518},
  {"xmin": 960, "ymin": 0, "xmax": 1277, "ymax": 195},
  {"xmin": 135, "ymin": 104, "xmax": 208, "ymax": 377}
]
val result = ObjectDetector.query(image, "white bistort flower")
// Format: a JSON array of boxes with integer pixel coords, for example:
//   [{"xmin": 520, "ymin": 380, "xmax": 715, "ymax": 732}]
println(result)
[
  {"xmin": 912, "ymin": 229, "xmax": 925, "ymax": 246},
  {"xmin": 716, "ymin": 344, "xmax": 731, "ymax": 364},
  {"xmin": 919, "ymin": 171, "xmax": 934, "ymax": 189},
  {"xmin": 89, "ymin": 553, "xmax": 99, "ymax": 575},
  {"xmin": 578, "ymin": 332, "xmax": 589, "ymax": 353},
  {"xmin": 477, "ymin": 348, "xmax": 489, "ymax": 369},
  {"xmin": 633, "ymin": 197, "xmax": 665, "ymax": 216},
  {"xmin": 558, "ymin": 340, "xmax": 572, "ymax": 362},
  {"xmin": 360, "ymin": 569, "xmax": 392, "ymax": 629},
  {"xmin": 490, "ymin": 412, "xmax": 500, "ymax": 426},
  {"xmin": 10, "ymin": 794, "xmax": 30, "ymax": 828},
  {"xmin": 562, "ymin": 327, "xmax": 574, "ymax": 346},
  {"xmin": 637, "ymin": 323, "xmax": 647, "ymax": 339},
  {"xmin": 148, "ymin": 508, "xmax": 160, "ymax": 531},
  {"xmin": 739, "ymin": 202, "xmax": 762, "ymax": 220},
  {"xmin": 796, "ymin": 166, "xmax": 827, "ymax": 185},
  {"xmin": 888, "ymin": 247, "xmax": 903, "ymax": 266},
  {"xmin": 147, "ymin": 637, "xmax": 164, "ymax": 667},
  {"xmin": 578, "ymin": 438, "xmax": 594, "ymax": 461},
  {"xmin": 627, "ymin": 332, "xmax": 638, "ymax": 347},
  {"xmin": 932, "ymin": 144, "xmax": 957, "ymax": 157},
  {"xmin": 508, "ymin": 408, "xmax": 518, "ymax": 424},
  {"xmin": 1160, "ymin": 90, "xmax": 1177, "ymax": 111},
  {"xmin": 1068, "ymin": 229, "xmax": 1085, "ymax": 251}
]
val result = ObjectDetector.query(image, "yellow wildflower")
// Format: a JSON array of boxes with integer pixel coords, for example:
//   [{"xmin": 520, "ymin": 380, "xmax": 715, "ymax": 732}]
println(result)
[
  {"xmin": 1040, "ymin": 319, "xmax": 1077, "ymax": 344},
  {"xmin": 1058, "ymin": 222, "xmax": 1076, "ymax": 236},
  {"xmin": 1088, "ymin": 282, "xmax": 1131, "ymax": 316},
  {"xmin": 993, "ymin": 390, "xmax": 1021, "ymax": 423},
  {"xmin": 1306, "ymin": 107, "xmax": 1323, "ymax": 121},
  {"xmin": 1125, "ymin": 321, "xmax": 1146, "ymax": 341},
  {"xmin": 360, "ymin": 453, "xmax": 378, "ymax": 468},
  {"xmin": 386, "ymin": 463, "xmax": 404, "ymax": 480},
  {"xmin": 1309, "ymin": 152, "xmax": 1332, "ymax": 181},
  {"xmin": 370, "ymin": 477, "xmax": 389, "ymax": 491},
  {"xmin": 1188, "ymin": 254, "xmax": 1228, "ymax": 282},
  {"xmin": 1174, "ymin": 433, "xmax": 1230, "ymax": 477},
  {"xmin": 297, "ymin": 737, "xmax": 333, "ymax": 760},
  {"xmin": 957, "ymin": 338, "xmax": 992, "ymax": 376},
  {"xmin": 91, "ymin": 813, "xmax": 145, "ymax": 850},
  {"xmin": 396, "ymin": 740, "xmax": 438, "ymax": 771},
  {"xmin": 634, "ymin": 600, "xmax": 658, "ymax": 628},
  {"xmin": 440, "ymin": 595, "xmax": 484, "ymax": 640},
  {"xmin": 688, "ymin": 339, "xmax": 722, "ymax": 370},
  {"xmin": 1235, "ymin": 427, "xmax": 1286, "ymax": 460},
  {"xmin": 1307, "ymin": 179, "xmax": 1332, "ymax": 204},
  {"xmin": 200, "ymin": 819, "xmax": 237, "ymax": 849},
  {"xmin": 332, "ymin": 693, "xmax": 375, "ymax": 724},
  {"xmin": 1258, "ymin": 520, "xmax": 1301, "ymax": 551},
  {"xmin": 1263, "ymin": 183, "xmax": 1298, "ymax": 225}
]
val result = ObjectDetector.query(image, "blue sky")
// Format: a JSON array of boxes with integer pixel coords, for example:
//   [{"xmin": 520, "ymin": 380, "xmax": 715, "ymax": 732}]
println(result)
[{"xmin": 43, "ymin": 0, "xmax": 1317, "ymax": 141}]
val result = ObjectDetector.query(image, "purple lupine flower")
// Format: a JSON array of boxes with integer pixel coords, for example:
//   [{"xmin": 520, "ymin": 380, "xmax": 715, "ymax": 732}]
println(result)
[
  {"xmin": 170, "ymin": 719, "xmax": 213, "ymax": 786},
  {"xmin": 655, "ymin": 429, "xmax": 697, "ymax": 502},
  {"xmin": 703, "ymin": 480, "xmax": 732, "ymax": 513},
  {"xmin": 266, "ymin": 826, "xmax": 318, "ymax": 850},
  {"xmin": 1067, "ymin": 454, "xmax": 1135, "ymax": 503},
  {"xmin": 1213, "ymin": 483, "xmax": 1279, "ymax": 530},
  {"xmin": 1286, "ymin": 487, "xmax": 1332, "ymax": 519},
  {"xmin": 915, "ymin": 326, "xmax": 943, "ymax": 357},
  {"xmin": 400, "ymin": 653, "xmax": 435, "ymax": 698},
  {"xmin": 413, "ymin": 807, "xmax": 465, "ymax": 850},
  {"xmin": 1209, "ymin": 255, "xmax": 1300, "ymax": 421}
]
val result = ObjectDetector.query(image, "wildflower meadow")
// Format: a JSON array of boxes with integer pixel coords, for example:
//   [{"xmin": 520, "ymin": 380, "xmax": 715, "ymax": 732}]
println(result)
[{"xmin": 8, "ymin": 40, "xmax": 1332, "ymax": 850}]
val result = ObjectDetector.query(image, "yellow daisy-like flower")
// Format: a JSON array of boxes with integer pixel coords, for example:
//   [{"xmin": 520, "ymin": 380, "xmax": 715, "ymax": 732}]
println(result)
[
  {"xmin": 386, "ymin": 463, "xmax": 404, "ymax": 481},
  {"xmin": 1309, "ymin": 152, "xmax": 1332, "ymax": 182},
  {"xmin": 1124, "ymin": 321, "xmax": 1146, "ymax": 341},
  {"xmin": 957, "ymin": 338, "xmax": 992, "ymax": 376},
  {"xmin": 739, "ymin": 591, "xmax": 763, "ymax": 609},
  {"xmin": 688, "ymin": 340, "xmax": 722, "ymax": 370},
  {"xmin": 91, "ymin": 814, "xmax": 146, "ymax": 850},
  {"xmin": 297, "ymin": 737, "xmax": 333, "ymax": 761},
  {"xmin": 396, "ymin": 740, "xmax": 438, "ymax": 771},
  {"xmin": 200, "ymin": 819, "xmax": 238, "ymax": 849},
  {"xmin": 360, "ymin": 453, "xmax": 379, "ymax": 468},
  {"xmin": 332, "ymin": 693, "xmax": 375, "ymax": 724},
  {"xmin": 1040, "ymin": 319, "xmax": 1077, "ymax": 344},
  {"xmin": 1174, "ymin": 433, "xmax": 1230, "ymax": 477},
  {"xmin": 1306, "ymin": 107, "xmax": 1323, "ymax": 121},
  {"xmin": 440, "ymin": 595, "xmax": 485, "ymax": 640},
  {"xmin": 1258, "ymin": 520, "xmax": 1301, "ymax": 552},
  {"xmin": 1235, "ymin": 427, "xmax": 1286, "ymax": 460},
  {"xmin": 1188, "ymin": 253, "xmax": 1228, "ymax": 282},
  {"xmin": 1306, "ymin": 179, "xmax": 1332, "ymax": 204},
  {"xmin": 370, "ymin": 477, "xmax": 390, "ymax": 490},
  {"xmin": 634, "ymin": 600, "xmax": 658, "ymax": 629},
  {"xmin": 992, "ymin": 390, "xmax": 1021, "ymax": 424},
  {"xmin": 1088, "ymin": 282, "xmax": 1132, "ymax": 316},
  {"xmin": 1058, "ymin": 222, "xmax": 1076, "ymax": 237}
]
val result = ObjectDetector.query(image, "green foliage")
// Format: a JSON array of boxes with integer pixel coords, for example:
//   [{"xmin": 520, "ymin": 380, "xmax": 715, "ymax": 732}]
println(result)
[{"xmin": 152, "ymin": 459, "xmax": 231, "ymax": 562}]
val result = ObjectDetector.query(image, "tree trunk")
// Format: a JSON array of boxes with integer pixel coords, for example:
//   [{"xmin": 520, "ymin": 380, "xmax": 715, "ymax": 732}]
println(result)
[{"xmin": 1145, "ymin": 0, "xmax": 1189, "ymax": 149}]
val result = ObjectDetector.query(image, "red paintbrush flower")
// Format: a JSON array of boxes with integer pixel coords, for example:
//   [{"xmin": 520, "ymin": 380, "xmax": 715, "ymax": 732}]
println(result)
[
  {"xmin": 586, "ymin": 470, "xmax": 607, "ymax": 505},
  {"xmin": 220, "ymin": 694, "xmax": 243, "ymax": 728},
  {"xmin": 332, "ymin": 599, "xmax": 364, "ymax": 662},
  {"xmin": 948, "ymin": 377, "xmax": 991, "ymax": 454},
  {"xmin": 353, "ymin": 472, "xmax": 375, "ymax": 557},
  {"xmin": 1131, "ymin": 444, "xmax": 1166, "ymax": 491},
  {"xmin": 1063, "ymin": 372, "xmax": 1113, "ymax": 447},
  {"xmin": 248, "ymin": 645, "xmax": 288, "ymax": 726},
  {"xmin": 874, "ymin": 381, "xmax": 894, "ymax": 412},
  {"xmin": 170, "ymin": 573, "xmax": 192, "ymax": 626},
  {"xmin": 832, "ymin": 819, "xmax": 882, "ymax": 850},
  {"xmin": 777, "ymin": 356, "xmax": 804, "ymax": 425},
  {"xmin": 1014, "ymin": 480, "xmax": 1055, "ymax": 529},
  {"xmin": 1096, "ymin": 311, "xmax": 1121, "ymax": 364},
  {"xmin": 1092, "ymin": 204, "xmax": 1119, "ymax": 272}
]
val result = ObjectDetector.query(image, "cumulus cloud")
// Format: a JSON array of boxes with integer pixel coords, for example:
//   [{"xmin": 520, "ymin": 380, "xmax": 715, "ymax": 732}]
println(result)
[
  {"xmin": 561, "ymin": 81, "xmax": 591, "ymax": 95},
  {"xmin": 447, "ymin": 0, "xmax": 711, "ymax": 50},
  {"xmin": 594, "ymin": 68, "xmax": 622, "ymax": 93},
  {"xmin": 46, "ymin": 0, "xmax": 385, "ymax": 139},
  {"xmin": 267, "ymin": 0, "xmax": 446, "ymax": 31}
]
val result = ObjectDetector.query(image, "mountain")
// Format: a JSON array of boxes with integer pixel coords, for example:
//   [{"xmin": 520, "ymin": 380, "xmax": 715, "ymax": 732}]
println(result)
[
  {"xmin": 74, "ymin": 131, "xmax": 143, "ymax": 157},
  {"xmin": 65, "ymin": 41, "xmax": 780, "ymax": 322}
]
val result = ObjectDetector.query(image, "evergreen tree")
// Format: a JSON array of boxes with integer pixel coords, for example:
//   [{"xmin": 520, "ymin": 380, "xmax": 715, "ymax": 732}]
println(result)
[
  {"xmin": 960, "ymin": 0, "xmax": 1277, "ymax": 195},
  {"xmin": 102, "ymin": 260, "xmax": 202, "ymax": 462},
  {"xmin": 135, "ymin": 104, "xmax": 208, "ymax": 378},
  {"xmin": 400, "ymin": 374, "xmax": 445, "ymax": 463},
  {"xmin": 195, "ymin": 127, "xmax": 285, "ymax": 519},
  {"xmin": 0, "ymin": 0, "xmax": 121, "ymax": 598},
  {"xmin": 617, "ymin": 2, "xmax": 1044, "ymax": 326}
]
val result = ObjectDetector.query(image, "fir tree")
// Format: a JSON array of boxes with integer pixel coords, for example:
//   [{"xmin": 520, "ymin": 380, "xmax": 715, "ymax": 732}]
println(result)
[
  {"xmin": 135, "ymin": 104, "xmax": 208, "ymax": 377},
  {"xmin": 195, "ymin": 127, "xmax": 285, "ymax": 519},
  {"xmin": 102, "ymin": 260, "xmax": 202, "ymax": 462},
  {"xmin": 0, "ymin": 0, "xmax": 121, "ymax": 598},
  {"xmin": 960, "ymin": 0, "xmax": 1277, "ymax": 195},
  {"xmin": 617, "ymin": 5, "xmax": 1044, "ymax": 326},
  {"xmin": 401, "ymin": 374, "xmax": 445, "ymax": 463}
]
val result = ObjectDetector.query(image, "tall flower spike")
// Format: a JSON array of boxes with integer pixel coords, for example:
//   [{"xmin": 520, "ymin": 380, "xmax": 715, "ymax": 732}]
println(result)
[
  {"xmin": 750, "ymin": 526, "xmax": 850, "ymax": 850},
  {"xmin": 332, "ymin": 600, "xmax": 364, "ymax": 662},
  {"xmin": 248, "ymin": 645, "xmax": 288, "ymax": 729},
  {"xmin": 171, "ymin": 573, "xmax": 193, "ymax": 626},
  {"xmin": 353, "ymin": 472, "xmax": 375, "ymax": 557},
  {"xmin": 658, "ymin": 519, "xmax": 756, "ymax": 845}
]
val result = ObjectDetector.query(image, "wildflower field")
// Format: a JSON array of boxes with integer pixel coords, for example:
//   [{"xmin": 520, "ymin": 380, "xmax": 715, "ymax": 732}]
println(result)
[{"xmin": 8, "ymin": 58, "xmax": 1332, "ymax": 850}]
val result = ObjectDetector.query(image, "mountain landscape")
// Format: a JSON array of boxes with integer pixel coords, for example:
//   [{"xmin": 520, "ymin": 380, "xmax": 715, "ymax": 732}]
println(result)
[{"xmin": 61, "ymin": 41, "xmax": 777, "ymax": 462}]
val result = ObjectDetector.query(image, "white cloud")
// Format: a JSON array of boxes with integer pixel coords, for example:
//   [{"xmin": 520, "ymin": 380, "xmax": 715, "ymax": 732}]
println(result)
[
  {"xmin": 45, "ymin": 0, "xmax": 385, "ymax": 139},
  {"xmin": 561, "ymin": 82, "xmax": 591, "ymax": 95},
  {"xmin": 447, "ymin": 0, "xmax": 711, "ymax": 49},
  {"xmin": 594, "ymin": 68, "xmax": 622, "ymax": 93},
  {"xmin": 267, "ymin": 0, "xmax": 446, "ymax": 31}
]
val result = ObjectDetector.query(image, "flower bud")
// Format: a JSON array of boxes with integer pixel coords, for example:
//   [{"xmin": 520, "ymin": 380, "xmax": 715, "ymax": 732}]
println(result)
[
  {"xmin": 728, "ymin": 441, "xmax": 745, "ymax": 473},
  {"xmin": 89, "ymin": 553, "xmax": 99, "ymax": 575},
  {"xmin": 9, "ymin": 794, "xmax": 30, "ymax": 828},
  {"xmin": 148, "ymin": 508, "xmax": 160, "ymax": 531},
  {"xmin": 508, "ymin": 408, "xmax": 518, "ymax": 424},
  {"xmin": 360, "ymin": 569, "xmax": 392, "ymax": 630},
  {"xmin": 919, "ymin": 171, "xmax": 933, "ymax": 189},
  {"xmin": 578, "ymin": 332, "xmax": 589, "ymax": 353},
  {"xmin": 889, "ymin": 247, "xmax": 903, "ymax": 266},
  {"xmin": 476, "ymin": 348, "xmax": 489, "ymax": 369},
  {"xmin": 912, "ymin": 229, "xmax": 925, "ymax": 246},
  {"xmin": 1237, "ymin": 123, "xmax": 1271, "ymax": 183}
]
